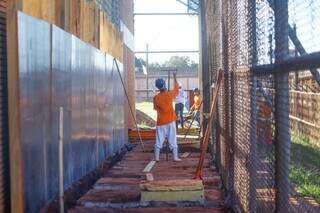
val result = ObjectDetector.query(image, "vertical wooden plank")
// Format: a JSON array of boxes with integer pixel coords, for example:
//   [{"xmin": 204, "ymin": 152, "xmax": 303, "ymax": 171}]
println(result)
[
  {"xmin": 54, "ymin": 0, "xmax": 62, "ymax": 27},
  {"xmin": 94, "ymin": 5, "xmax": 100, "ymax": 48},
  {"xmin": 69, "ymin": 0, "xmax": 80, "ymax": 36},
  {"xmin": 21, "ymin": 0, "xmax": 40, "ymax": 18},
  {"xmin": 64, "ymin": 0, "xmax": 70, "ymax": 30},
  {"xmin": 80, "ymin": 0, "xmax": 95, "ymax": 46},
  {"xmin": 99, "ymin": 11, "xmax": 123, "ymax": 61},
  {"xmin": 6, "ymin": 1, "xmax": 24, "ymax": 212},
  {"xmin": 40, "ymin": 0, "xmax": 55, "ymax": 24}
]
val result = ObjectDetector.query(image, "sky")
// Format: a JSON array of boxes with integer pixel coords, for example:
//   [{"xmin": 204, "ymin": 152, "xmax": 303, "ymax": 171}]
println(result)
[{"xmin": 134, "ymin": 0, "xmax": 200, "ymax": 64}]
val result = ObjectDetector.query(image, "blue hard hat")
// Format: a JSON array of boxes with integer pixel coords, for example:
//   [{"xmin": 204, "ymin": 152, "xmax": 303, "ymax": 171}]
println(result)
[{"xmin": 155, "ymin": 78, "xmax": 166, "ymax": 90}]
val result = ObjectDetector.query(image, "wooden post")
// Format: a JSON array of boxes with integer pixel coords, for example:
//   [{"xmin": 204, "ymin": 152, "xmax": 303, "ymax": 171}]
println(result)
[{"xmin": 7, "ymin": 1, "xmax": 24, "ymax": 212}]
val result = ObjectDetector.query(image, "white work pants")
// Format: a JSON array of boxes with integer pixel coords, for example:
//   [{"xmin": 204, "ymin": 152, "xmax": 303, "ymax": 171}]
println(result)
[{"xmin": 155, "ymin": 121, "xmax": 178, "ymax": 149}]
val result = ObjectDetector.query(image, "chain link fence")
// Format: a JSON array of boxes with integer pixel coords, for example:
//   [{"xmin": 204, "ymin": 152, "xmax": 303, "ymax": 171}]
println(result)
[
  {"xmin": 94, "ymin": 0, "xmax": 120, "ymax": 28},
  {"xmin": 204, "ymin": 0, "xmax": 320, "ymax": 212}
]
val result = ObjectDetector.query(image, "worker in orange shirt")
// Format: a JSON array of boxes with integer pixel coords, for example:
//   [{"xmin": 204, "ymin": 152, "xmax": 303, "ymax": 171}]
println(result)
[
  {"xmin": 257, "ymin": 96, "xmax": 272, "ymax": 144},
  {"xmin": 153, "ymin": 72, "xmax": 181, "ymax": 162},
  {"xmin": 190, "ymin": 88, "xmax": 202, "ymax": 126}
]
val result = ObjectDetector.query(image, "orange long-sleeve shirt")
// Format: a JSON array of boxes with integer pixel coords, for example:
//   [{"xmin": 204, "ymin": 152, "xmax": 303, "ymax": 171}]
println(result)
[{"xmin": 153, "ymin": 83, "xmax": 179, "ymax": 126}]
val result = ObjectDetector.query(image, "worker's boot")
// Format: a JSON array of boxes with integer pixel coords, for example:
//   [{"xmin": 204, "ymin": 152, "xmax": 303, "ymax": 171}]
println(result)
[
  {"xmin": 173, "ymin": 148, "xmax": 181, "ymax": 161},
  {"xmin": 154, "ymin": 147, "xmax": 160, "ymax": 162}
]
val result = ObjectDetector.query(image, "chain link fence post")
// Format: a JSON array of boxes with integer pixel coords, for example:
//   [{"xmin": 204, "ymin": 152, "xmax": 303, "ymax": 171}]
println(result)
[
  {"xmin": 199, "ymin": 0, "xmax": 211, "ymax": 134},
  {"xmin": 248, "ymin": 0, "xmax": 258, "ymax": 212},
  {"xmin": 274, "ymin": 0, "xmax": 291, "ymax": 212}
]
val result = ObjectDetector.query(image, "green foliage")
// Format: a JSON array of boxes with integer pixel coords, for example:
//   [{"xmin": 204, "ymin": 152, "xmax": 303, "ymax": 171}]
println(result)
[
  {"xmin": 135, "ymin": 57, "xmax": 146, "ymax": 69},
  {"xmin": 136, "ymin": 56, "xmax": 198, "ymax": 72},
  {"xmin": 290, "ymin": 133, "xmax": 320, "ymax": 203},
  {"xmin": 163, "ymin": 56, "xmax": 194, "ymax": 69}
]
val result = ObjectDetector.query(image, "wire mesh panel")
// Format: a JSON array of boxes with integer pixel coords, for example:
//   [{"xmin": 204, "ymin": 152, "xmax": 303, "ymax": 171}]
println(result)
[
  {"xmin": 203, "ymin": 0, "xmax": 320, "ymax": 212},
  {"xmin": 232, "ymin": 69, "xmax": 252, "ymax": 212},
  {"xmin": 255, "ymin": 74, "xmax": 276, "ymax": 212},
  {"xmin": 95, "ymin": 0, "xmax": 120, "ymax": 28}
]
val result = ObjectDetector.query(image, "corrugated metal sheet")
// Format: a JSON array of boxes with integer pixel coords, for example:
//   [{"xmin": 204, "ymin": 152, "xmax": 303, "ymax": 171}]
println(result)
[
  {"xmin": 17, "ymin": 12, "xmax": 126, "ymax": 212},
  {"xmin": 0, "ymin": 0, "xmax": 10, "ymax": 212}
]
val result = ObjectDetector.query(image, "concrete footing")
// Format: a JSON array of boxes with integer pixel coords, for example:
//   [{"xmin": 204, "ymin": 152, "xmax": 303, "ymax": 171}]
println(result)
[{"xmin": 140, "ymin": 179, "xmax": 204, "ymax": 202}]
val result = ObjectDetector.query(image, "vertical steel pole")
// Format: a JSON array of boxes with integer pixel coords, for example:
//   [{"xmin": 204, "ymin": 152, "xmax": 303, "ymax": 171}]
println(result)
[
  {"xmin": 248, "ymin": 0, "xmax": 258, "ymax": 212},
  {"xmin": 199, "ymin": 0, "xmax": 210, "ymax": 133},
  {"xmin": 59, "ymin": 107, "xmax": 64, "ymax": 213},
  {"xmin": 146, "ymin": 44, "xmax": 149, "ymax": 100},
  {"xmin": 274, "ymin": 0, "xmax": 291, "ymax": 212},
  {"xmin": 167, "ymin": 70, "xmax": 171, "ymax": 90},
  {"xmin": 221, "ymin": 0, "xmax": 230, "ymax": 192},
  {"xmin": 96, "ymin": 109, "xmax": 100, "ymax": 166}
]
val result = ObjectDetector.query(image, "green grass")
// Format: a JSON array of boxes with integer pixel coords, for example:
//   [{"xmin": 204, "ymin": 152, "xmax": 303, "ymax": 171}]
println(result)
[{"xmin": 290, "ymin": 133, "xmax": 320, "ymax": 203}]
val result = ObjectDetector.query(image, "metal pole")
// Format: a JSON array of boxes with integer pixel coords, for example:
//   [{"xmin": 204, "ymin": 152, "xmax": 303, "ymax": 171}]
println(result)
[
  {"xmin": 59, "ymin": 107, "xmax": 64, "ymax": 213},
  {"xmin": 248, "ymin": 0, "xmax": 258, "ymax": 211},
  {"xmin": 146, "ymin": 44, "xmax": 149, "ymax": 100},
  {"xmin": 134, "ymin": 12, "xmax": 199, "ymax": 16},
  {"xmin": 274, "ymin": 0, "xmax": 291, "ymax": 212},
  {"xmin": 265, "ymin": 0, "xmax": 320, "ymax": 85},
  {"xmin": 221, "ymin": 0, "xmax": 230, "ymax": 193},
  {"xmin": 167, "ymin": 70, "xmax": 171, "ymax": 90},
  {"xmin": 293, "ymin": 25, "xmax": 300, "ymax": 132},
  {"xmin": 96, "ymin": 109, "xmax": 100, "ymax": 166},
  {"xmin": 199, "ymin": 0, "xmax": 210, "ymax": 133}
]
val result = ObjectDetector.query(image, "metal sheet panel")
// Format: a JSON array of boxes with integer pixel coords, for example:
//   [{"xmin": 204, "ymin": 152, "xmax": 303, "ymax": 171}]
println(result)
[
  {"xmin": 51, "ymin": 25, "xmax": 72, "ymax": 193},
  {"xmin": 17, "ymin": 12, "xmax": 126, "ymax": 212},
  {"xmin": 18, "ymin": 12, "xmax": 51, "ymax": 213}
]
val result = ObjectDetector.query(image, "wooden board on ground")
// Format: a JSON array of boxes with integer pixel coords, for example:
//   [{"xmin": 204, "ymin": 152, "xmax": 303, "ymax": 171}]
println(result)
[
  {"xmin": 181, "ymin": 152, "xmax": 190, "ymax": 158},
  {"xmin": 143, "ymin": 160, "xmax": 156, "ymax": 173},
  {"xmin": 177, "ymin": 135, "xmax": 199, "ymax": 139}
]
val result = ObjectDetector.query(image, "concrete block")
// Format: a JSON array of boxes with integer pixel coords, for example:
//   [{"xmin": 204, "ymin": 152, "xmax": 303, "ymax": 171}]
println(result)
[
  {"xmin": 140, "ymin": 179, "xmax": 204, "ymax": 202},
  {"xmin": 140, "ymin": 179, "xmax": 203, "ymax": 192},
  {"xmin": 141, "ymin": 190, "xmax": 204, "ymax": 202}
]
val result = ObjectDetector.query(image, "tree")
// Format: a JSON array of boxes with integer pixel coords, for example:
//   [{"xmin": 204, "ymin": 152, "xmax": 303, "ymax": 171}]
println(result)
[
  {"xmin": 135, "ymin": 57, "xmax": 146, "ymax": 69},
  {"xmin": 149, "ymin": 62, "xmax": 162, "ymax": 71},
  {"xmin": 163, "ymin": 56, "xmax": 192, "ymax": 69},
  {"xmin": 135, "ymin": 55, "xmax": 198, "ymax": 72}
]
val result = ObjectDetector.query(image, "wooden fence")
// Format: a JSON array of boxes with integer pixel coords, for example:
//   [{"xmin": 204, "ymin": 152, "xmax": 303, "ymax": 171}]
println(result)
[{"xmin": 290, "ymin": 90, "xmax": 320, "ymax": 147}]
